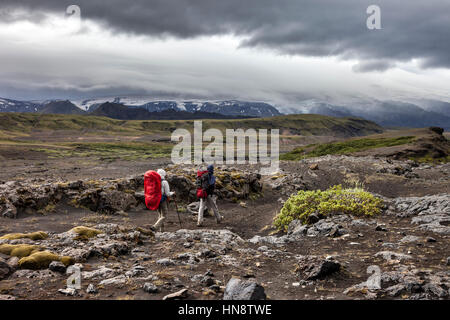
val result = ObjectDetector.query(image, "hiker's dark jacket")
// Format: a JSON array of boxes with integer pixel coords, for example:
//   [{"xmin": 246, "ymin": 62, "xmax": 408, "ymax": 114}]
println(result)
[
  {"xmin": 205, "ymin": 173, "xmax": 215, "ymax": 196},
  {"xmin": 205, "ymin": 165, "xmax": 216, "ymax": 196}
]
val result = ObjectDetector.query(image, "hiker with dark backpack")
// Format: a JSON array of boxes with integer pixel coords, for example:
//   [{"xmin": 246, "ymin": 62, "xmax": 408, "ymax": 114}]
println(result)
[
  {"xmin": 196, "ymin": 164, "xmax": 222, "ymax": 227},
  {"xmin": 144, "ymin": 169, "xmax": 175, "ymax": 232}
]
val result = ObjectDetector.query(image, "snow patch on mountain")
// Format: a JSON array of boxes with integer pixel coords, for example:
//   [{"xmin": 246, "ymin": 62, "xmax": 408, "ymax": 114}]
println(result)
[{"xmin": 70, "ymin": 97, "xmax": 282, "ymax": 118}]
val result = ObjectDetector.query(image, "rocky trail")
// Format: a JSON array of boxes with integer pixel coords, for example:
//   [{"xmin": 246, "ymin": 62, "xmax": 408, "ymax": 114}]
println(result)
[{"xmin": 0, "ymin": 156, "xmax": 449, "ymax": 300}]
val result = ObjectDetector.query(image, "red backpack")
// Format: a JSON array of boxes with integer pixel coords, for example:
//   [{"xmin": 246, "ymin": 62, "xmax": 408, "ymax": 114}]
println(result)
[
  {"xmin": 196, "ymin": 170, "xmax": 208, "ymax": 199},
  {"xmin": 144, "ymin": 170, "xmax": 162, "ymax": 210}
]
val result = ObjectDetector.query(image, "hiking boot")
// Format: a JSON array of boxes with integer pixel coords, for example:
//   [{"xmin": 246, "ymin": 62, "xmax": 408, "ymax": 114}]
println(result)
[
  {"xmin": 149, "ymin": 226, "xmax": 156, "ymax": 232},
  {"xmin": 216, "ymin": 215, "xmax": 223, "ymax": 224}
]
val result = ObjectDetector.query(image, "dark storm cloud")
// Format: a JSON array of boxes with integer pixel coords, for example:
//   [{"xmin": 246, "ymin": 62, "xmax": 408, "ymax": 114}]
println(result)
[
  {"xmin": 1, "ymin": 0, "xmax": 449, "ymax": 70},
  {"xmin": 0, "ymin": 81, "xmax": 197, "ymax": 101},
  {"xmin": 352, "ymin": 60, "xmax": 395, "ymax": 73}
]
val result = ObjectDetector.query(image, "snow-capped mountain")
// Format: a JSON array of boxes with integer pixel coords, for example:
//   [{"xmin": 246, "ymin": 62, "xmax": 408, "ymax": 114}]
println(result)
[
  {"xmin": 72, "ymin": 96, "xmax": 163, "ymax": 110},
  {"xmin": 135, "ymin": 100, "xmax": 281, "ymax": 117},
  {"xmin": 73, "ymin": 97, "xmax": 282, "ymax": 117},
  {"xmin": 0, "ymin": 97, "xmax": 44, "ymax": 113},
  {"xmin": 1, "ymin": 95, "xmax": 448, "ymax": 128},
  {"xmin": 1, "ymin": 95, "xmax": 281, "ymax": 118}
]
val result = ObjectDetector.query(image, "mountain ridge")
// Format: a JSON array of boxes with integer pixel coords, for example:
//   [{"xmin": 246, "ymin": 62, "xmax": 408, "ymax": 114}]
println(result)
[
  {"xmin": 0, "ymin": 96, "xmax": 448, "ymax": 128},
  {"xmin": 0, "ymin": 112, "xmax": 383, "ymax": 139},
  {"xmin": 40, "ymin": 100, "xmax": 86, "ymax": 115},
  {"xmin": 91, "ymin": 102, "xmax": 253, "ymax": 120},
  {"xmin": 292, "ymin": 99, "xmax": 450, "ymax": 129}
]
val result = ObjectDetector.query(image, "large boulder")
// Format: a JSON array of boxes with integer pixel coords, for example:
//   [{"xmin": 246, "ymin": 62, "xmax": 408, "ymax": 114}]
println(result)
[
  {"xmin": 287, "ymin": 219, "xmax": 307, "ymax": 235},
  {"xmin": 305, "ymin": 220, "xmax": 346, "ymax": 238},
  {"xmin": 49, "ymin": 261, "xmax": 67, "ymax": 273},
  {"xmin": 1, "ymin": 200, "xmax": 17, "ymax": 219},
  {"xmin": 375, "ymin": 251, "xmax": 412, "ymax": 262},
  {"xmin": 143, "ymin": 282, "xmax": 159, "ymax": 293},
  {"xmin": 223, "ymin": 278, "xmax": 266, "ymax": 300},
  {"xmin": 0, "ymin": 258, "xmax": 11, "ymax": 280},
  {"xmin": 96, "ymin": 190, "xmax": 137, "ymax": 214},
  {"xmin": 99, "ymin": 275, "xmax": 127, "ymax": 286},
  {"xmin": 387, "ymin": 194, "xmax": 450, "ymax": 218},
  {"xmin": 74, "ymin": 188, "xmax": 102, "ymax": 211},
  {"xmin": 116, "ymin": 175, "xmax": 144, "ymax": 192},
  {"xmin": 296, "ymin": 255, "xmax": 341, "ymax": 280},
  {"xmin": 167, "ymin": 175, "xmax": 196, "ymax": 201}
]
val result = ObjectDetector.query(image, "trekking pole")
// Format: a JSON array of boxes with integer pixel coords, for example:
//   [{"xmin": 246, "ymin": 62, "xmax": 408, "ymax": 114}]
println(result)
[{"xmin": 173, "ymin": 197, "xmax": 183, "ymax": 228}]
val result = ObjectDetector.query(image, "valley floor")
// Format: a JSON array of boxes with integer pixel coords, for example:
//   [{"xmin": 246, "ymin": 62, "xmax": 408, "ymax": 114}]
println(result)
[{"xmin": 0, "ymin": 155, "xmax": 449, "ymax": 300}]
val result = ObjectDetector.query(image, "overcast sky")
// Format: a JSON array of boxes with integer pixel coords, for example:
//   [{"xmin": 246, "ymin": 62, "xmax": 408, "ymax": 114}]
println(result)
[{"xmin": 0, "ymin": 0, "xmax": 449, "ymax": 108}]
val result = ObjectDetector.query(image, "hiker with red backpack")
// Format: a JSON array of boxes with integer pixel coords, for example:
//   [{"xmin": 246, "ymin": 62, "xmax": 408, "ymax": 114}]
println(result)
[
  {"xmin": 144, "ymin": 168, "xmax": 175, "ymax": 232},
  {"xmin": 196, "ymin": 164, "xmax": 222, "ymax": 227}
]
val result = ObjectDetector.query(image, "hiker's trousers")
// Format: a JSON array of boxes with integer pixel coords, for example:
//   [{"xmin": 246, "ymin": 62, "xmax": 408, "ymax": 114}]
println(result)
[
  {"xmin": 198, "ymin": 195, "xmax": 220, "ymax": 226},
  {"xmin": 153, "ymin": 201, "xmax": 168, "ymax": 231}
]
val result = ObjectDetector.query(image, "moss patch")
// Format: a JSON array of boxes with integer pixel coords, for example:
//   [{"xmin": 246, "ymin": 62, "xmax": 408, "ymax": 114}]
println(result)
[
  {"xmin": 273, "ymin": 185, "xmax": 382, "ymax": 232},
  {"xmin": 18, "ymin": 251, "xmax": 74, "ymax": 270},
  {"xmin": 0, "ymin": 231, "xmax": 48, "ymax": 241},
  {"xmin": 0, "ymin": 244, "xmax": 40, "ymax": 257},
  {"xmin": 69, "ymin": 226, "xmax": 103, "ymax": 239},
  {"xmin": 60, "ymin": 256, "xmax": 75, "ymax": 266}
]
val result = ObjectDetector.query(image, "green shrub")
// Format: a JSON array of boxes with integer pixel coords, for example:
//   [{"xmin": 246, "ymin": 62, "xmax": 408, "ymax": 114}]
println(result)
[{"xmin": 273, "ymin": 185, "xmax": 382, "ymax": 232}]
